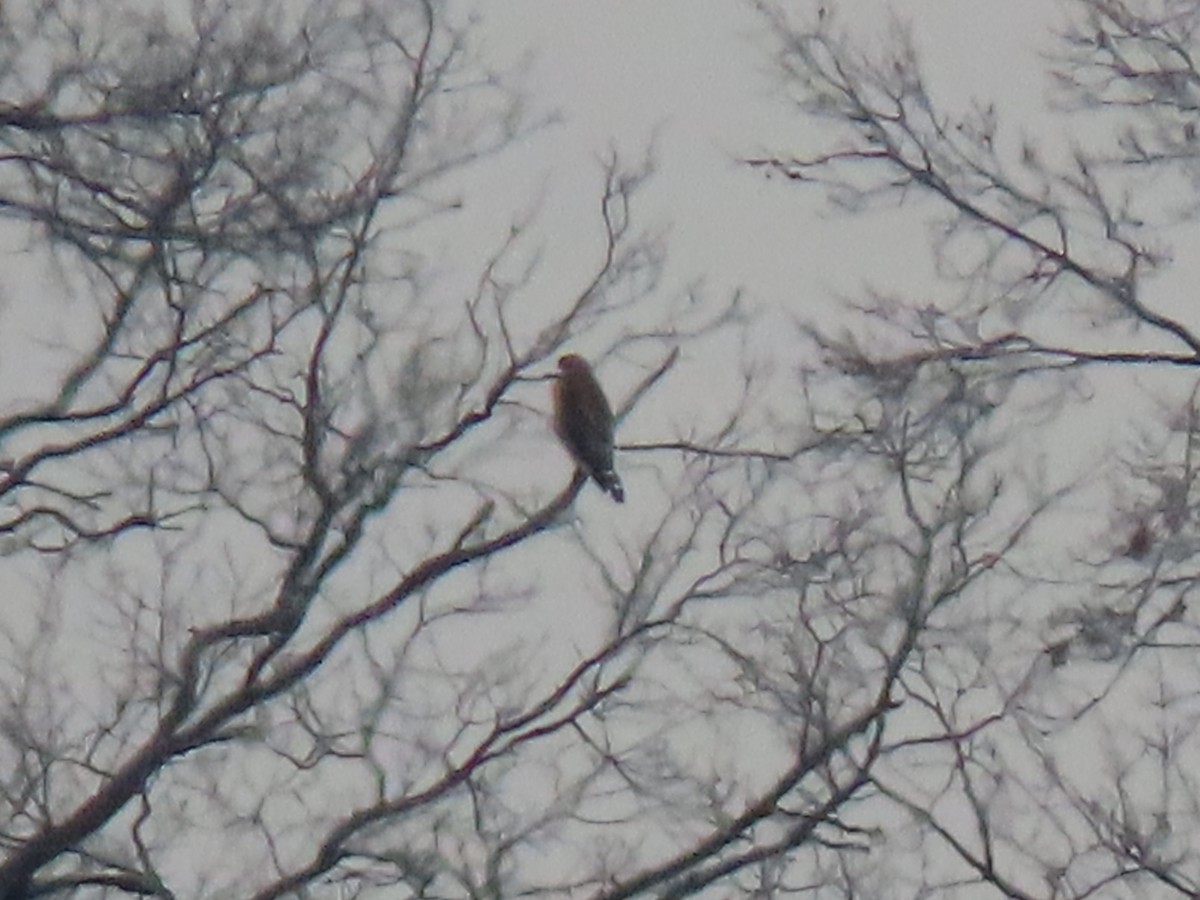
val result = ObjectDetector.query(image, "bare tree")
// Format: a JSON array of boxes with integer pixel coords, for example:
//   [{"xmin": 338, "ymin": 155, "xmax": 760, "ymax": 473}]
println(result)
[
  {"xmin": 0, "ymin": 1, "xmax": 746, "ymax": 896},
  {"xmin": 734, "ymin": 0, "xmax": 1200, "ymax": 897},
  {"xmin": 10, "ymin": 0, "xmax": 1200, "ymax": 898}
]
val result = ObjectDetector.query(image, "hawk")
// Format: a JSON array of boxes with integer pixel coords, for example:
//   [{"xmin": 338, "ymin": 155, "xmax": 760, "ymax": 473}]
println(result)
[{"xmin": 552, "ymin": 354, "xmax": 624, "ymax": 502}]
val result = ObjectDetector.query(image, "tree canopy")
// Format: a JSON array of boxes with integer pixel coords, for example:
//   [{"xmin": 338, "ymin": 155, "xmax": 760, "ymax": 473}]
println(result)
[{"xmin": 3, "ymin": 1, "xmax": 1200, "ymax": 898}]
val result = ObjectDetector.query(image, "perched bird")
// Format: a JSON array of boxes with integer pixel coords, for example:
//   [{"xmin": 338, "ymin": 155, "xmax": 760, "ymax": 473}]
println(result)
[{"xmin": 552, "ymin": 354, "xmax": 624, "ymax": 502}]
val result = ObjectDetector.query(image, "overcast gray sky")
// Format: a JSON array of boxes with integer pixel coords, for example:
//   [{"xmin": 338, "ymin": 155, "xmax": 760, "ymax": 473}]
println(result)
[
  {"xmin": 469, "ymin": 0, "xmax": 1061, "ymax": 314},
  {"xmin": 8, "ymin": 2, "xmax": 1200, "ymax": 895}
]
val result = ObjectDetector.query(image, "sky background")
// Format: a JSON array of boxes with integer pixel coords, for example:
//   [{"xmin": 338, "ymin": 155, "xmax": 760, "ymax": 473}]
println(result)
[
  {"xmin": 470, "ymin": 0, "xmax": 1059, "ymax": 313},
  {"xmin": 4, "ymin": 1, "xmax": 1200, "ymax": 894}
]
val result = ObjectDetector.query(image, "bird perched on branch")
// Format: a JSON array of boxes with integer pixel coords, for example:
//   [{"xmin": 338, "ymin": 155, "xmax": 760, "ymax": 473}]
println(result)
[{"xmin": 552, "ymin": 354, "xmax": 624, "ymax": 502}]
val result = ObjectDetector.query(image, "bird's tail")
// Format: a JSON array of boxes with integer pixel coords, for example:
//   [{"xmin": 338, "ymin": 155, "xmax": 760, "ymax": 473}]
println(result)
[{"xmin": 595, "ymin": 470, "xmax": 625, "ymax": 503}]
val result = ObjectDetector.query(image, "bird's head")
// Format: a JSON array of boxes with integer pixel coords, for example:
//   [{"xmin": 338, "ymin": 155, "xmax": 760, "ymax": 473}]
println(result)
[{"xmin": 557, "ymin": 354, "xmax": 590, "ymax": 374}]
